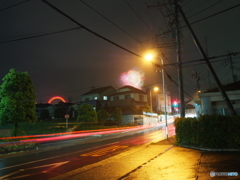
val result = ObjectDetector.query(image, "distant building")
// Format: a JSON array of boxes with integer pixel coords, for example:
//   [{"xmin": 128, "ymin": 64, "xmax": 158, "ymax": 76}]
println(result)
[
  {"xmin": 107, "ymin": 85, "xmax": 148, "ymax": 115},
  {"xmin": 36, "ymin": 103, "xmax": 52, "ymax": 117},
  {"xmin": 79, "ymin": 86, "xmax": 116, "ymax": 111},
  {"xmin": 79, "ymin": 85, "xmax": 173, "ymax": 125},
  {"xmin": 193, "ymin": 80, "xmax": 240, "ymax": 116},
  {"xmin": 36, "ymin": 102, "xmax": 78, "ymax": 119},
  {"xmin": 144, "ymin": 83, "xmax": 172, "ymax": 114}
]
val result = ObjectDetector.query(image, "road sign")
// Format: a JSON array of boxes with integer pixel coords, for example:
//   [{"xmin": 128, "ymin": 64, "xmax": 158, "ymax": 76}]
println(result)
[{"xmin": 65, "ymin": 114, "xmax": 69, "ymax": 119}]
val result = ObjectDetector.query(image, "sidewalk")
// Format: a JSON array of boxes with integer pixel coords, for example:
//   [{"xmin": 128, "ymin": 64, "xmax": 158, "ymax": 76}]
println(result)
[{"xmin": 50, "ymin": 136, "xmax": 240, "ymax": 180}]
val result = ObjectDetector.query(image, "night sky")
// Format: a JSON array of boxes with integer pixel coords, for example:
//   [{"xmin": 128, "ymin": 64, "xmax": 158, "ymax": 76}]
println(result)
[{"xmin": 1, "ymin": 0, "xmax": 240, "ymax": 104}]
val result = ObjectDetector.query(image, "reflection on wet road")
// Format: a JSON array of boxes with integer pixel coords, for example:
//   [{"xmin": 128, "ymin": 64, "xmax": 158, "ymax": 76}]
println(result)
[{"xmin": 0, "ymin": 123, "xmax": 175, "ymax": 180}]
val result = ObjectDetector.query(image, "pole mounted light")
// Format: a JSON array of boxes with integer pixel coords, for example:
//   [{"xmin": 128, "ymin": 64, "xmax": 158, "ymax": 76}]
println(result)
[
  {"xmin": 144, "ymin": 54, "xmax": 168, "ymax": 139},
  {"xmin": 150, "ymin": 87, "xmax": 159, "ymax": 114}
]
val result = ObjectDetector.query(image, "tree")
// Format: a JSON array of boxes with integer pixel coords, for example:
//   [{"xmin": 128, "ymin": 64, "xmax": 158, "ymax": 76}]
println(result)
[
  {"xmin": 77, "ymin": 103, "xmax": 97, "ymax": 123},
  {"xmin": 68, "ymin": 107, "xmax": 75, "ymax": 118},
  {"xmin": 0, "ymin": 69, "xmax": 37, "ymax": 136},
  {"xmin": 112, "ymin": 107, "xmax": 123, "ymax": 125},
  {"xmin": 40, "ymin": 109, "xmax": 50, "ymax": 120},
  {"xmin": 141, "ymin": 104, "xmax": 151, "ymax": 113},
  {"xmin": 54, "ymin": 107, "xmax": 65, "ymax": 119},
  {"xmin": 97, "ymin": 109, "xmax": 110, "ymax": 125}
]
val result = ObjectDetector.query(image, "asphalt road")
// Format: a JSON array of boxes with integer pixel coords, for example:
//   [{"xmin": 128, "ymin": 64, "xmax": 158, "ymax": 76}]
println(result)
[{"xmin": 0, "ymin": 123, "xmax": 175, "ymax": 180}]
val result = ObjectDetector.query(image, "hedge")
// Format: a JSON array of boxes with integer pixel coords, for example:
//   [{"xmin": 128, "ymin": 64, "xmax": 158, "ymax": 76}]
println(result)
[{"xmin": 174, "ymin": 114, "xmax": 240, "ymax": 148}]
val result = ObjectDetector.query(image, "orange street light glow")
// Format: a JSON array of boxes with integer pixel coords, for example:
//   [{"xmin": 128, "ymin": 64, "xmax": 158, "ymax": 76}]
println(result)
[
  {"xmin": 153, "ymin": 87, "xmax": 159, "ymax": 91},
  {"xmin": 145, "ymin": 54, "xmax": 153, "ymax": 61}
]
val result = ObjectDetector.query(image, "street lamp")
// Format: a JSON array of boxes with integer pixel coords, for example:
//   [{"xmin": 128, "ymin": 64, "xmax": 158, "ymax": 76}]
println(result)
[
  {"xmin": 149, "ymin": 87, "xmax": 159, "ymax": 114},
  {"xmin": 145, "ymin": 54, "xmax": 168, "ymax": 139}
]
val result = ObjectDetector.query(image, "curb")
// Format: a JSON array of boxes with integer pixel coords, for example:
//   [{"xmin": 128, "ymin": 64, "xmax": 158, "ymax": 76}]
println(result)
[{"xmin": 178, "ymin": 144, "xmax": 240, "ymax": 152}]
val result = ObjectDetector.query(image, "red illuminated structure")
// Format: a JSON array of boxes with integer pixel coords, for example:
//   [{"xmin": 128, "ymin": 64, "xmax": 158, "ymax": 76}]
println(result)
[{"xmin": 48, "ymin": 96, "xmax": 66, "ymax": 104}]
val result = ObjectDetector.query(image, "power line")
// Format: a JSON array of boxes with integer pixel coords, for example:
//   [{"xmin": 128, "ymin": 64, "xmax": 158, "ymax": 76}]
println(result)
[
  {"xmin": 187, "ymin": 0, "xmax": 223, "ymax": 19},
  {"xmin": 185, "ymin": 0, "xmax": 210, "ymax": 14},
  {"xmin": 182, "ymin": 0, "xmax": 192, "ymax": 8},
  {"xmin": 146, "ymin": 6, "xmax": 163, "ymax": 32},
  {"xmin": 79, "ymin": 0, "xmax": 143, "ymax": 45},
  {"xmin": 42, "ymin": 0, "xmax": 143, "ymax": 59},
  {"xmin": 164, "ymin": 69, "xmax": 193, "ymax": 98},
  {"xmin": 0, "ymin": 0, "xmax": 30, "ymax": 12},
  {"xmin": 156, "ymin": 3, "xmax": 240, "ymax": 37},
  {"xmin": 124, "ymin": 0, "xmax": 155, "ymax": 34},
  {"xmin": 188, "ymin": 3, "xmax": 240, "ymax": 25},
  {"xmin": 163, "ymin": 52, "xmax": 240, "ymax": 68},
  {"xmin": 0, "ymin": 27, "xmax": 82, "ymax": 44}
]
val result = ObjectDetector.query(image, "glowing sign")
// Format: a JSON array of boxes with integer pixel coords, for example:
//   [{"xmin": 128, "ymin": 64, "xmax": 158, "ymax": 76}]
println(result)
[
  {"xmin": 48, "ymin": 96, "xmax": 66, "ymax": 104},
  {"xmin": 120, "ymin": 68, "xmax": 145, "ymax": 89}
]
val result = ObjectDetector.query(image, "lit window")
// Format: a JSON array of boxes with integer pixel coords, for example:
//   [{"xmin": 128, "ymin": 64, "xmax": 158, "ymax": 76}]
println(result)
[
  {"xmin": 94, "ymin": 97, "xmax": 98, "ymax": 100},
  {"xmin": 103, "ymin": 96, "xmax": 108, "ymax": 100}
]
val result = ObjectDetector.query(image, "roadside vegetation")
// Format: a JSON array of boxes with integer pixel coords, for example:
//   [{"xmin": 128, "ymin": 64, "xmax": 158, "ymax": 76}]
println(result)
[
  {"xmin": 0, "ymin": 119, "xmax": 137, "ymax": 155},
  {"xmin": 174, "ymin": 114, "xmax": 240, "ymax": 149},
  {"xmin": 0, "ymin": 69, "xmax": 38, "ymax": 137},
  {"xmin": 0, "ymin": 69, "xmax": 136, "ymax": 155}
]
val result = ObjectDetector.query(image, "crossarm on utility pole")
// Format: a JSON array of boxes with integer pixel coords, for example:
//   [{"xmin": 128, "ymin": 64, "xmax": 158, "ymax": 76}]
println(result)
[{"xmin": 178, "ymin": 5, "xmax": 236, "ymax": 115}]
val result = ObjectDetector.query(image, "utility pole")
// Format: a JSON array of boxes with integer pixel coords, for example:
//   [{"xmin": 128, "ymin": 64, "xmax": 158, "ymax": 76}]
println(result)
[
  {"xmin": 229, "ymin": 52, "xmax": 237, "ymax": 83},
  {"xmin": 175, "ymin": 0, "xmax": 185, "ymax": 118},
  {"xmin": 205, "ymin": 36, "xmax": 212, "ymax": 90},
  {"xmin": 146, "ymin": 0, "xmax": 185, "ymax": 117},
  {"xmin": 178, "ymin": 5, "xmax": 237, "ymax": 115}
]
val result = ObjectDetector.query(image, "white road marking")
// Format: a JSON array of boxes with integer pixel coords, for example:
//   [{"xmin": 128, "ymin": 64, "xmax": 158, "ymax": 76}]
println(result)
[
  {"xmin": 0, "ymin": 161, "xmax": 69, "ymax": 179},
  {"xmin": 0, "ymin": 141, "xmax": 119, "ymax": 171}
]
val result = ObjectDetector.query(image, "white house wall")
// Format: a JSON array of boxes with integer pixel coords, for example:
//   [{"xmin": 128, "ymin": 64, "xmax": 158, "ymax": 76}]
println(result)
[
  {"xmin": 82, "ymin": 93, "xmax": 99, "ymax": 101},
  {"xmin": 143, "ymin": 115, "xmax": 160, "ymax": 125},
  {"xmin": 134, "ymin": 93, "xmax": 148, "ymax": 102},
  {"xmin": 122, "ymin": 115, "xmax": 160, "ymax": 125},
  {"xmin": 99, "ymin": 88, "xmax": 116, "ymax": 100},
  {"xmin": 196, "ymin": 90, "xmax": 240, "ymax": 115}
]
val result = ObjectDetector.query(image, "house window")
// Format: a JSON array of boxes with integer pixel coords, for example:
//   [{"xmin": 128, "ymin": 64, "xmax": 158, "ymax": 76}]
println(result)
[
  {"xmin": 103, "ymin": 96, "xmax": 108, "ymax": 100},
  {"xmin": 94, "ymin": 97, "xmax": 98, "ymax": 100},
  {"xmin": 85, "ymin": 98, "xmax": 90, "ymax": 101},
  {"xmin": 114, "ymin": 96, "xmax": 119, "ymax": 100},
  {"xmin": 139, "ymin": 95, "xmax": 143, "ymax": 101},
  {"xmin": 125, "ymin": 95, "xmax": 131, "ymax": 99}
]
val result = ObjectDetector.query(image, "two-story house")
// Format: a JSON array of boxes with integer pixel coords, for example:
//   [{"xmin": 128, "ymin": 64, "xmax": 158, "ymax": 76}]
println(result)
[
  {"xmin": 80, "ymin": 86, "xmax": 116, "ymax": 111},
  {"xmin": 107, "ymin": 85, "xmax": 148, "ymax": 115}
]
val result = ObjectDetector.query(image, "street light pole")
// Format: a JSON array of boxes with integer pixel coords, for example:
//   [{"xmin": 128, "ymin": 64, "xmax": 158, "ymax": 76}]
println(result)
[
  {"xmin": 161, "ymin": 57, "xmax": 168, "ymax": 139},
  {"xmin": 150, "ymin": 89, "xmax": 153, "ymax": 114},
  {"xmin": 145, "ymin": 53, "xmax": 168, "ymax": 139}
]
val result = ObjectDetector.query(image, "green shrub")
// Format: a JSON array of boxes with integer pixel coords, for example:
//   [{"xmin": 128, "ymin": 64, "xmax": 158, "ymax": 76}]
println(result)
[{"xmin": 175, "ymin": 115, "xmax": 240, "ymax": 148}]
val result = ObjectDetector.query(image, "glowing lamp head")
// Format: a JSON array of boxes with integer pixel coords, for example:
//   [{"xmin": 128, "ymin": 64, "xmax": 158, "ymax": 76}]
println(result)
[
  {"xmin": 145, "ymin": 54, "xmax": 153, "ymax": 61},
  {"xmin": 153, "ymin": 87, "xmax": 159, "ymax": 91}
]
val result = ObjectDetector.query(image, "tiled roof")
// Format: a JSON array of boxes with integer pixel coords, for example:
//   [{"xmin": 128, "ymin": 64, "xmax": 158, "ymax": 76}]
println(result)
[
  {"xmin": 204, "ymin": 80, "xmax": 240, "ymax": 93},
  {"xmin": 110, "ymin": 85, "xmax": 147, "ymax": 96},
  {"xmin": 82, "ymin": 86, "xmax": 115, "ymax": 95}
]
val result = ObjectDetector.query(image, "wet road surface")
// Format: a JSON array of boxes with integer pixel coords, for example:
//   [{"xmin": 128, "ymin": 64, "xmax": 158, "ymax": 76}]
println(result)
[{"xmin": 0, "ymin": 123, "xmax": 175, "ymax": 180}]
